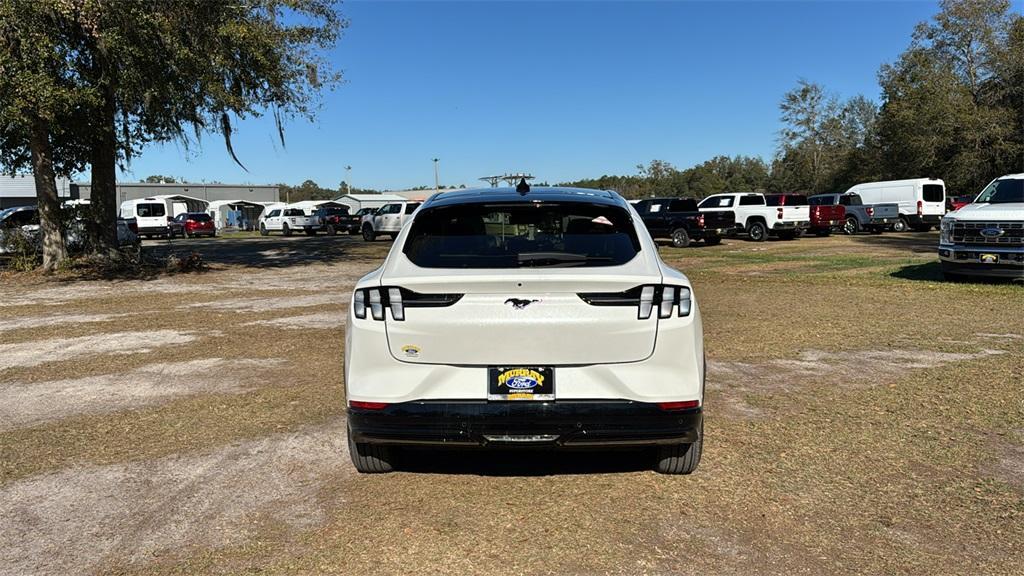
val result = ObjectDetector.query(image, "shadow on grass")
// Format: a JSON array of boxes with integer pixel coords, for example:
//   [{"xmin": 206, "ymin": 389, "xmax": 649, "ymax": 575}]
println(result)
[
  {"xmin": 146, "ymin": 234, "xmax": 362, "ymax": 268},
  {"xmin": 396, "ymin": 446, "xmax": 655, "ymax": 476},
  {"xmin": 892, "ymin": 261, "xmax": 1023, "ymax": 285},
  {"xmin": 851, "ymin": 232, "xmax": 938, "ymax": 254}
]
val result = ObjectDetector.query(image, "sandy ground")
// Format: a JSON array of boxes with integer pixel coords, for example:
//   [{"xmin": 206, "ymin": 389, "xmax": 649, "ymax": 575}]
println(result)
[{"xmin": 0, "ymin": 233, "xmax": 1021, "ymax": 576}]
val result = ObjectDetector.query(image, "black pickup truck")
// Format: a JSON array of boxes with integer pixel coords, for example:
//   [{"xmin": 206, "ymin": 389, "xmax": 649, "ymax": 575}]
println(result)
[
  {"xmin": 315, "ymin": 206, "xmax": 362, "ymax": 236},
  {"xmin": 635, "ymin": 197, "xmax": 736, "ymax": 247}
]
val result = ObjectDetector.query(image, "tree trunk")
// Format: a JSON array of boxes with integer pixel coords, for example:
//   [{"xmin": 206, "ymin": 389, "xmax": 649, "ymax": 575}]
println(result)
[
  {"xmin": 29, "ymin": 117, "xmax": 68, "ymax": 272},
  {"xmin": 89, "ymin": 80, "xmax": 119, "ymax": 257}
]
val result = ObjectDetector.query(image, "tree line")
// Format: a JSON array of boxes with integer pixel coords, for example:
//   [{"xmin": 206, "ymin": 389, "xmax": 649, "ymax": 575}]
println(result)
[{"xmin": 564, "ymin": 0, "xmax": 1023, "ymax": 200}]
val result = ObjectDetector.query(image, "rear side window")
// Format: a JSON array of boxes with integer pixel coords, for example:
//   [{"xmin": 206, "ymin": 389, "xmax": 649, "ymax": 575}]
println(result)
[
  {"xmin": 922, "ymin": 184, "xmax": 944, "ymax": 202},
  {"xmin": 405, "ymin": 203, "xmax": 420, "ymax": 214},
  {"xmin": 668, "ymin": 199, "xmax": 698, "ymax": 212},
  {"xmin": 739, "ymin": 195, "xmax": 765, "ymax": 206},
  {"xmin": 137, "ymin": 203, "xmax": 166, "ymax": 217},
  {"xmin": 699, "ymin": 196, "xmax": 734, "ymax": 208},
  {"xmin": 839, "ymin": 194, "xmax": 862, "ymax": 206},
  {"xmin": 403, "ymin": 202, "xmax": 641, "ymax": 268}
]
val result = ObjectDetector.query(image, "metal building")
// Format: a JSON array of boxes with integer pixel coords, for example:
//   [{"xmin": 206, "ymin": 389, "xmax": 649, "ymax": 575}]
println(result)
[
  {"xmin": 76, "ymin": 182, "xmax": 280, "ymax": 205},
  {"xmin": 0, "ymin": 175, "xmax": 78, "ymax": 209}
]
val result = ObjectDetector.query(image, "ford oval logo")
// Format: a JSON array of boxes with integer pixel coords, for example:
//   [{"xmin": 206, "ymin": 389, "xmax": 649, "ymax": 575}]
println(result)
[
  {"xmin": 506, "ymin": 376, "xmax": 538, "ymax": 390},
  {"xmin": 980, "ymin": 228, "xmax": 1005, "ymax": 238}
]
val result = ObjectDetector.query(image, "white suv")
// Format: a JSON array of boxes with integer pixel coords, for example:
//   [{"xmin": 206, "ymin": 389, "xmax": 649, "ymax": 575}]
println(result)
[{"xmin": 345, "ymin": 185, "xmax": 705, "ymax": 474}]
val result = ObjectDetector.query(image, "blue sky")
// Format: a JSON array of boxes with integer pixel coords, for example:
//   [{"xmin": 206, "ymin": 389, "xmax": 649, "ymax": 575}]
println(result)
[{"xmin": 120, "ymin": 1, "xmax": 972, "ymax": 190}]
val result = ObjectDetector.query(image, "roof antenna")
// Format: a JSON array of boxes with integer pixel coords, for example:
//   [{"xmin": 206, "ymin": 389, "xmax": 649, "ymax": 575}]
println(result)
[{"xmin": 516, "ymin": 178, "xmax": 530, "ymax": 195}]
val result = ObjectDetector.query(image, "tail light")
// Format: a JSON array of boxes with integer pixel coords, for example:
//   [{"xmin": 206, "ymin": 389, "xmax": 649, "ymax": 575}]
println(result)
[
  {"xmin": 777, "ymin": 207, "xmax": 784, "ymax": 220},
  {"xmin": 349, "ymin": 401, "xmax": 389, "ymax": 410},
  {"xmin": 697, "ymin": 214, "xmax": 705, "ymax": 228},
  {"xmin": 353, "ymin": 287, "xmax": 462, "ymax": 321},
  {"xmin": 658, "ymin": 400, "xmax": 700, "ymax": 411},
  {"xmin": 866, "ymin": 207, "xmax": 874, "ymax": 217},
  {"xmin": 917, "ymin": 200, "xmax": 923, "ymax": 216},
  {"xmin": 579, "ymin": 284, "xmax": 692, "ymax": 319}
]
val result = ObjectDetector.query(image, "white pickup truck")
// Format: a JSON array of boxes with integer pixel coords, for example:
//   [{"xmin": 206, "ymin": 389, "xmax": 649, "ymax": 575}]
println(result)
[
  {"xmin": 698, "ymin": 192, "xmax": 810, "ymax": 241},
  {"xmin": 361, "ymin": 201, "xmax": 421, "ymax": 241},
  {"xmin": 259, "ymin": 205, "xmax": 322, "ymax": 236},
  {"xmin": 939, "ymin": 173, "xmax": 1024, "ymax": 280}
]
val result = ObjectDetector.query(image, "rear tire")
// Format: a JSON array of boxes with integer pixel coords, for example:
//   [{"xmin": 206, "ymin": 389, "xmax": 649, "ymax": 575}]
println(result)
[
  {"xmin": 893, "ymin": 217, "xmax": 910, "ymax": 233},
  {"xmin": 746, "ymin": 221, "xmax": 767, "ymax": 242},
  {"xmin": 362, "ymin": 224, "xmax": 376, "ymax": 242},
  {"xmin": 670, "ymin": 228, "xmax": 691, "ymax": 248},
  {"xmin": 259, "ymin": 224, "xmax": 268, "ymax": 236},
  {"xmin": 326, "ymin": 224, "xmax": 337, "ymax": 236},
  {"xmin": 655, "ymin": 422, "xmax": 702, "ymax": 475},
  {"xmin": 843, "ymin": 217, "xmax": 859, "ymax": 235},
  {"xmin": 282, "ymin": 223, "xmax": 292, "ymax": 237},
  {"xmin": 347, "ymin": 427, "xmax": 394, "ymax": 473}
]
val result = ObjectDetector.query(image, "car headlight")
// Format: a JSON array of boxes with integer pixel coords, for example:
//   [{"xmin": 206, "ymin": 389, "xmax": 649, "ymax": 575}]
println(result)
[{"xmin": 939, "ymin": 218, "xmax": 954, "ymax": 244}]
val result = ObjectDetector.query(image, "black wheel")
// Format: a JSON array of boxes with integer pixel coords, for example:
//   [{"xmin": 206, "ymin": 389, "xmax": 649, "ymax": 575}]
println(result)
[
  {"xmin": 282, "ymin": 223, "xmax": 292, "ymax": 237},
  {"xmin": 892, "ymin": 217, "xmax": 910, "ymax": 233},
  {"xmin": 794, "ymin": 228, "xmax": 805, "ymax": 238},
  {"xmin": 704, "ymin": 236, "xmax": 722, "ymax": 246},
  {"xmin": 747, "ymin": 221, "xmax": 767, "ymax": 242},
  {"xmin": 669, "ymin": 228, "xmax": 691, "ymax": 248},
  {"xmin": 259, "ymin": 224, "xmax": 269, "ymax": 236},
  {"xmin": 347, "ymin": 426, "xmax": 394, "ymax": 473},
  {"xmin": 326, "ymin": 224, "xmax": 337, "ymax": 236},
  {"xmin": 843, "ymin": 217, "xmax": 859, "ymax": 235},
  {"xmin": 185, "ymin": 232, "xmax": 192, "ymax": 239},
  {"xmin": 655, "ymin": 421, "xmax": 702, "ymax": 475},
  {"xmin": 362, "ymin": 224, "xmax": 376, "ymax": 242}
]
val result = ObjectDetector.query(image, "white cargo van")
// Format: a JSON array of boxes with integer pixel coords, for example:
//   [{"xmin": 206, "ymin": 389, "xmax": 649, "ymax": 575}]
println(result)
[
  {"xmin": 844, "ymin": 178, "xmax": 945, "ymax": 232},
  {"xmin": 119, "ymin": 198, "xmax": 172, "ymax": 237}
]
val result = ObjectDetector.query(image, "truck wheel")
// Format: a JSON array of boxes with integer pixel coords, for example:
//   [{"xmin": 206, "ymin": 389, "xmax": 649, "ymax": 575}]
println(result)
[
  {"xmin": 347, "ymin": 426, "xmax": 394, "ymax": 473},
  {"xmin": 746, "ymin": 221, "xmax": 767, "ymax": 242},
  {"xmin": 893, "ymin": 217, "xmax": 910, "ymax": 233},
  {"xmin": 655, "ymin": 422, "xmax": 702, "ymax": 475},
  {"xmin": 326, "ymin": 224, "xmax": 337, "ymax": 236},
  {"xmin": 362, "ymin": 224, "xmax": 376, "ymax": 242},
  {"xmin": 282, "ymin": 223, "xmax": 292, "ymax": 237},
  {"xmin": 843, "ymin": 217, "xmax": 859, "ymax": 235},
  {"xmin": 259, "ymin": 224, "xmax": 268, "ymax": 236},
  {"xmin": 704, "ymin": 236, "xmax": 721, "ymax": 246},
  {"xmin": 670, "ymin": 228, "xmax": 691, "ymax": 248}
]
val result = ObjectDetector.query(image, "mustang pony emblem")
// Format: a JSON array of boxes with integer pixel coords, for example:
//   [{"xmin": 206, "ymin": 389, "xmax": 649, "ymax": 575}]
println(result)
[{"xmin": 505, "ymin": 298, "xmax": 539, "ymax": 309}]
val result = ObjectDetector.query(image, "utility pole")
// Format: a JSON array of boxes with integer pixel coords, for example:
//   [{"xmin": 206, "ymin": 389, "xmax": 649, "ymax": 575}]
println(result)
[
  {"xmin": 345, "ymin": 165, "xmax": 352, "ymax": 194},
  {"xmin": 433, "ymin": 158, "xmax": 440, "ymax": 193}
]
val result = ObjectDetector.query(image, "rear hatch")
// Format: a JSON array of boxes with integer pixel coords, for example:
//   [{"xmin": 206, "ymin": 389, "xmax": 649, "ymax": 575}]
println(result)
[
  {"xmin": 810, "ymin": 205, "xmax": 844, "ymax": 225},
  {"xmin": 779, "ymin": 205, "xmax": 810, "ymax": 222},
  {"xmin": 921, "ymin": 183, "xmax": 946, "ymax": 216},
  {"xmin": 379, "ymin": 197, "xmax": 663, "ymax": 366},
  {"xmin": 869, "ymin": 203, "xmax": 900, "ymax": 221}
]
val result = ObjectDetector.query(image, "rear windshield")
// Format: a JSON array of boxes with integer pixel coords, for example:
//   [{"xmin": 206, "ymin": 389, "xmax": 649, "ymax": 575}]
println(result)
[
  {"xmin": 319, "ymin": 207, "xmax": 349, "ymax": 215},
  {"xmin": 765, "ymin": 195, "xmax": 809, "ymax": 206},
  {"xmin": 137, "ymin": 203, "xmax": 166, "ymax": 217},
  {"xmin": 403, "ymin": 202, "xmax": 641, "ymax": 268},
  {"xmin": 188, "ymin": 213, "xmax": 212, "ymax": 221},
  {"xmin": 922, "ymin": 184, "xmax": 944, "ymax": 202},
  {"xmin": 284, "ymin": 208, "xmax": 305, "ymax": 216},
  {"xmin": 976, "ymin": 179, "xmax": 1023, "ymax": 204}
]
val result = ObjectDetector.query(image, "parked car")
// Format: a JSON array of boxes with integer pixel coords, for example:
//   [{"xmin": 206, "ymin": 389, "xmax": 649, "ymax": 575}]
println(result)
[
  {"xmin": 0, "ymin": 205, "xmax": 40, "ymax": 254},
  {"xmin": 799, "ymin": 194, "xmax": 847, "ymax": 237},
  {"xmin": 171, "ymin": 212, "xmax": 216, "ymax": 238},
  {"xmin": 316, "ymin": 206, "xmax": 361, "ymax": 236},
  {"xmin": 807, "ymin": 193, "xmax": 898, "ymax": 235},
  {"xmin": 939, "ymin": 173, "xmax": 1024, "ymax": 280},
  {"xmin": 361, "ymin": 201, "xmax": 421, "ymax": 241},
  {"xmin": 346, "ymin": 185, "xmax": 705, "ymax": 475},
  {"xmin": 349, "ymin": 207, "xmax": 376, "ymax": 234},
  {"xmin": 259, "ymin": 205, "xmax": 321, "ymax": 236},
  {"xmin": 698, "ymin": 192, "xmax": 809, "ymax": 241},
  {"xmin": 947, "ymin": 195, "xmax": 974, "ymax": 212},
  {"xmin": 766, "ymin": 193, "xmax": 842, "ymax": 237},
  {"xmin": 119, "ymin": 198, "xmax": 173, "ymax": 238},
  {"xmin": 635, "ymin": 197, "xmax": 735, "ymax": 247},
  {"xmin": 845, "ymin": 178, "xmax": 945, "ymax": 232}
]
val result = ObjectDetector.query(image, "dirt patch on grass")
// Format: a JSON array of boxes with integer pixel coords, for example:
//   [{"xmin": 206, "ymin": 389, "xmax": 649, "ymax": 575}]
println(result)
[
  {"xmin": 0, "ymin": 358, "xmax": 284, "ymax": 431},
  {"xmin": 0, "ymin": 419, "xmax": 349, "ymax": 576},
  {"xmin": 0, "ymin": 313, "xmax": 128, "ymax": 332},
  {"xmin": 0, "ymin": 331, "xmax": 198, "ymax": 371},
  {"xmin": 708, "ymin": 347, "xmax": 1007, "ymax": 418},
  {"xmin": 246, "ymin": 311, "xmax": 346, "ymax": 330},
  {"xmin": 184, "ymin": 293, "xmax": 342, "ymax": 312}
]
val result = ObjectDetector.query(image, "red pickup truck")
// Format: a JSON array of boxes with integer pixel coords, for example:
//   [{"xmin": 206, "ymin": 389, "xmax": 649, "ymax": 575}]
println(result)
[{"xmin": 766, "ymin": 194, "xmax": 844, "ymax": 236}]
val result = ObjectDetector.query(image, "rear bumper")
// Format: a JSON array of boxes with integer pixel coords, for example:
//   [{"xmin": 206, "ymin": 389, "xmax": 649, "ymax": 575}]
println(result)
[
  {"xmin": 138, "ymin": 226, "xmax": 170, "ymax": 235},
  {"xmin": 907, "ymin": 214, "xmax": 942, "ymax": 225},
  {"xmin": 771, "ymin": 221, "xmax": 810, "ymax": 230},
  {"xmin": 348, "ymin": 400, "xmax": 702, "ymax": 447}
]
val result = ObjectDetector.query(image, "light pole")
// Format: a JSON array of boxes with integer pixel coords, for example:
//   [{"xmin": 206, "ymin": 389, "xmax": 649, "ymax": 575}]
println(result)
[
  {"xmin": 433, "ymin": 158, "xmax": 440, "ymax": 193},
  {"xmin": 345, "ymin": 165, "xmax": 352, "ymax": 194}
]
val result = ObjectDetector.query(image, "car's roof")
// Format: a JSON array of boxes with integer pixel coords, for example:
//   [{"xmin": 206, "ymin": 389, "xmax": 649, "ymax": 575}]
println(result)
[{"xmin": 423, "ymin": 186, "xmax": 624, "ymax": 209}]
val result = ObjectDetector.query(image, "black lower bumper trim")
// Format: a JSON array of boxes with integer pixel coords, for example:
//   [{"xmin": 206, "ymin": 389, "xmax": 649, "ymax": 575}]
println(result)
[
  {"xmin": 348, "ymin": 400, "xmax": 702, "ymax": 448},
  {"xmin": 940, "ymin": 260, "xmax": 1024, "ymax": 278}
]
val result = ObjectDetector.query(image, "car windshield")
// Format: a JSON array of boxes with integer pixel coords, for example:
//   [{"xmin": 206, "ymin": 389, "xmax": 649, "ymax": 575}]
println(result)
[
  {"xmin": 975, "ymin": 179, "xmax": 1024, "ymax": 204},
  {"xmin": 403, "ymin": 201, "xmax": 641, "ymax": 268}
]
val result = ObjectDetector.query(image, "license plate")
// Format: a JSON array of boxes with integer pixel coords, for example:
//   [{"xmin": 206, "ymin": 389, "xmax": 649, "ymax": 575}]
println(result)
[
  {"xmin": 980, "ymin": 253, "xmax": 999, "ymax": 264},
  {"xmin": 488, "ymin": 367, "xmax": 554, "ymax": 400}
]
